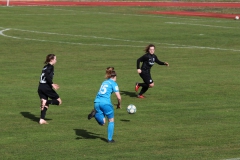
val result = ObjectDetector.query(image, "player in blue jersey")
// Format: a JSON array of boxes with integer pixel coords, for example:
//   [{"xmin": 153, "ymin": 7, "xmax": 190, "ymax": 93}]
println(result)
[
  {"xmin": 92, "ymin": 69, "xmax": 121, "ymax": 143},
  {"xmin": 37, "ymin": 54, "xmax": 62, "ymax": 124},
  {"xmin": 88, "ymin": 67, "xmax": 118, "ymax": 120}
]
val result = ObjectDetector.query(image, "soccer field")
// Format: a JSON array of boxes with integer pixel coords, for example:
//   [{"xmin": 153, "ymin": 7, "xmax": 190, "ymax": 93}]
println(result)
[{"xmin": 0, "ymin": 4, "xmax": 240, "ymax": 160}]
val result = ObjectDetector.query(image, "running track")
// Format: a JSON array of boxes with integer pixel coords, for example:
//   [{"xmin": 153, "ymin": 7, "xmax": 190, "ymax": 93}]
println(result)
[{"xmin": 0, "ymin": 1, "xmax": 240, "ymax": 19}]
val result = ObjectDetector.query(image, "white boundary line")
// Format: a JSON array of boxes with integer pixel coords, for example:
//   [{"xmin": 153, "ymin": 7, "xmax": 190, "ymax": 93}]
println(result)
[
  {"xmin": 0, "ymin": 27, "xmax": 240, "ymax": 52},
  {"xmin": 165, "ymin": 22, "xmax": 237, "ymax": 29},
  {"xmin": 1, "ymin": 6, "xmax": 239, "ymax": 27},
  {"xmin": 0, "ymin": 6, "xmax": 234, "ymax": 24}
]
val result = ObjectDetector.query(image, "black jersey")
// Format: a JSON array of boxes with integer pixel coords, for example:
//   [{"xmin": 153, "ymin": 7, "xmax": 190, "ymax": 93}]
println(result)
[
  {"xmin": 137, "ymin": 53, "xmax": 165, "ymax": 71},
  {"xmin": 39, "ymin": 63, "xmax": 54, "ymax": 86}
]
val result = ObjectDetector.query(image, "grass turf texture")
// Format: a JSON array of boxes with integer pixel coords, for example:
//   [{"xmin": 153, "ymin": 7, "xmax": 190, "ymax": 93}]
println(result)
[{"xmin": 0, "ymin": 6, "xmax": 240, "ymax": 160}]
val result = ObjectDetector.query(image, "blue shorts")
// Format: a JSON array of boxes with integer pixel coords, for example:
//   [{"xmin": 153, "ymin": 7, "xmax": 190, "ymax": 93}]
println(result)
[{"xmin": 94, "ymin": 102, "xmax": 114, "ymax": 125}]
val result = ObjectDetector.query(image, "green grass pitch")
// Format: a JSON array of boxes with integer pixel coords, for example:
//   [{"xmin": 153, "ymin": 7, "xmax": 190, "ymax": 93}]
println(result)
[{"xmin": 0, "ymin": 5, "xmax": 240, "ymax": 160}]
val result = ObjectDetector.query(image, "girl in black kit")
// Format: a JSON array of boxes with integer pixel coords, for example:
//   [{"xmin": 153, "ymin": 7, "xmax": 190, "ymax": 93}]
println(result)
[
  {"xmin": 38, "ymin": 54, "xmax": 62, "ymax": 124},
  {"xmin": 135, "ymin": 44, "xmax": 169, "ymax": 98}
]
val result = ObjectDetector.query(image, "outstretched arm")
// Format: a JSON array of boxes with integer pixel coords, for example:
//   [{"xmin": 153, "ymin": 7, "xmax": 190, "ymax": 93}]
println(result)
[
  {"xmin": 164, "ymin": 62, "xmax": 169, "ymax": 66},
  {"xmin": 155, "ymin": 56, "xmax": 169, "ymax": 66}
]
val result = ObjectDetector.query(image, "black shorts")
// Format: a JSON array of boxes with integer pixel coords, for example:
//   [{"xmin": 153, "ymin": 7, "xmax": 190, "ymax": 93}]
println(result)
[
  {"xmin": 38, "ymin": 84, "xmax": 60, "ymax": 100},
  {"xmin": 140, "ymin": 70, "xmax": 153, "ymax": 85}
]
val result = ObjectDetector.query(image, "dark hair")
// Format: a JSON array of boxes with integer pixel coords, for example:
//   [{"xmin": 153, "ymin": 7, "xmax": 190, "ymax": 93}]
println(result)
[
  {"xmin": 44, "ymin": 54, "xmax": 55, "ymax": 64},
  {"xmin": 105, "ymin": 67, "xmax": 115, "ymax": 79},
  {"xmin": 144, "ymin": 44, "xmax": 155, "ymax": 53},
  {"xmin": 106, "ymin": 70, "xmax": 117, "ymax": 79},
  {"xmin": 106, "ymin": 67, "xmax": 114, "ymax": 72}
]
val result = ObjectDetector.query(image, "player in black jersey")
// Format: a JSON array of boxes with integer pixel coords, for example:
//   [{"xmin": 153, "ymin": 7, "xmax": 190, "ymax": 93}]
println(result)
[
  {"xmin": 38, "ymin": 54, "xmax": 62, "ymax": 124},
  {"xmin": 135, "ymin": 44, "xmax": 169, "ymax": 98}
]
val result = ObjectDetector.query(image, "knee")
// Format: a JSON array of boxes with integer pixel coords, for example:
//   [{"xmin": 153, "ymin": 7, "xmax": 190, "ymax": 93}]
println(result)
[
  {"xmin": 100, "ymin": 118, "xmax": 106, "ymax": 126},
  {"xmin": 97, "ymin": 118, "xmax": 106, "ymax": 126},
  {"xmin": 41, "ymin": 99, "xmax": 47, "ymax": 104},
  {"xmin": 109, "ymin": 118, "xmax": 114, "ymax": 122},
  {"xmin": 149, "ymin": 83, "xmax": 154, "ymax": 88},
  {"xmin": 57, "ymin": 98, "xmax": 62, "ymax": 105}
]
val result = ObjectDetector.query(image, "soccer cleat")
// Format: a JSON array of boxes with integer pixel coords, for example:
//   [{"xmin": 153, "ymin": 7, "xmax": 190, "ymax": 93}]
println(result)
[
  {"xmin": 39, "ymin": 119, "xmax": 48, "ymax": 125},
  {"xmin": 135, "ymin": 83, "xmax": 140, "ymax": 92},
  {"xmin": 108, "ymin": 139, "xmax": 115, "ymax": 143},
  {"xmin": 137, "ymin": 95, "xmax": 145, "ymax": 99},
  {"xmin": 88, "ymin": 109, "xmax": 96, "ymax": 120}
]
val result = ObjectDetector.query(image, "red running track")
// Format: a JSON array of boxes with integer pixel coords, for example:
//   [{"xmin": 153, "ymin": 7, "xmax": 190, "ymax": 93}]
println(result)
[
  {"xmin": 0, "ymin": 1, "xmax": 239, "ymax": 19},
  {"xmin": 145, "ymin": 11, "xmax": 240, "ymax": 19},
  {"xmin": 0, "ymin": 1, "xmax": 240, "ymax": 8}
]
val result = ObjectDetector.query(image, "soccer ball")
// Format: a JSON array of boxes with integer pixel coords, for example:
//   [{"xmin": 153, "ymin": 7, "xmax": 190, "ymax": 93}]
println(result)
[
  {"xmin": 235, "ymin": 16, "xmax": 239, "ymax": 20},
  {"xmin": 127, "ymin": 104, "xmax": 136, "ymax": 114}
]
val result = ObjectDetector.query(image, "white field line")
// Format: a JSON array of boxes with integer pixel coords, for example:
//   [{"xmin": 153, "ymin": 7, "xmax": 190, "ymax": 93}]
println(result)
[
  {"xmin": 0, "ymin": 13, "xmax": 76, "ymax": 16},
  {"xmin": 1, "ymin": 28, "xmax": 240, "ymax": 52},
  {"xmin": 0, "ymin": 6, "xmax": 218, "ymax": 22},
  {"xmin": 1, "ymin": 7, "xmax": 237, "ymax": 25},
  {"xmin": 0, "ymin": 28, "xmax": 143, "ymax": 47},
  {"xmin": 165, "ymin": 22, "xmax": 237, "ymax": 29},
  {"xmin": 37, "ymin": 8, "xmax": 238, "ymax": 24},
  {"xmin": 225, "ymin": 158, "xmax": 240, "ymax": 160}
]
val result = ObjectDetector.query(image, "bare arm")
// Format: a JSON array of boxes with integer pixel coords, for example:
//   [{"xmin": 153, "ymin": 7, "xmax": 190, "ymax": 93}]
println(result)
[
  {"xmin": 115, "ymin": 92, "xmax": 121, "ymax": 109},
  {"xmin": 164, "ymin": 62, "xmax": 169, "ymax": 66},
  {"xmin": 52, "ymin": 84, "xmax": 59, "ymax": 90}
]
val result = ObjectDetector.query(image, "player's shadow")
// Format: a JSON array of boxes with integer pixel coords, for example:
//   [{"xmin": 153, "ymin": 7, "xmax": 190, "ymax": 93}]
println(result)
[
  {"xmin": 73, "ymin": 129, "xmax": 108, "ymax": 142},
  {"xmin": 120, "ymin": 90, "xmax": 137, "ymax": 97},
  {"xmin": 120, "ymin": 119, "xmax": 130, "ymax": 122},
  {"xmin": 20, "ymin": 111, "xmax": 52, "ymax": 123}
]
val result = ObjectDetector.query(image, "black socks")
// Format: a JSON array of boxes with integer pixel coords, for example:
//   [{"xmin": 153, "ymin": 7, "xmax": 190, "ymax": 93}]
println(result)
[
  {"xmin": 47, "ymin": 99, "xmax": 59, "ymax": 105},
  {"xmin": 139, "ymin": 87, "xmax": 149, "ymax": 95},
  {"xmin": 40, "ymin": 107, "xmax": 48, "ymax": 119}
]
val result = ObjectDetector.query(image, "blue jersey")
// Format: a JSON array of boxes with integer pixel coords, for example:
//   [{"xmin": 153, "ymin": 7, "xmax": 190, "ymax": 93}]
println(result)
[{"xmin": 94, "ymin": 79, "xmax": 119, "ymax": 105}]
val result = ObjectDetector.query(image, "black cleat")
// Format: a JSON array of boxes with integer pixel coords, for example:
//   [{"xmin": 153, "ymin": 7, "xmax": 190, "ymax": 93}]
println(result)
[
  {"xmin": 88, "ymin": 109, "xmax": 96, "ymax": 120},
  {"xmin": 107, "ymin": 139, "xmax": 115, "ymax": 143}
]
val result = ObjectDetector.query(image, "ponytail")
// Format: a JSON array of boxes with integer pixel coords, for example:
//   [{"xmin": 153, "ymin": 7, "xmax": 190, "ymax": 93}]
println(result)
[
  {"xmin": 106, "ymin": 70, "xmax": 117, "ymax": 79},
  {"xmin": 105, "ymin": 67, "xmax": 115, "ymax": 79}
]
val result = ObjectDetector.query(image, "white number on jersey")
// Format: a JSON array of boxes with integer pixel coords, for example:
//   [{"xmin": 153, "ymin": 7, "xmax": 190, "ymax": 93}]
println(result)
[
  {"xmin": 40, "ymin": 73, "xmax": 46, "ymax": 83},
  {"xmin": 99, "ymin": 84, "xmax": 108, "ymax": 94}
]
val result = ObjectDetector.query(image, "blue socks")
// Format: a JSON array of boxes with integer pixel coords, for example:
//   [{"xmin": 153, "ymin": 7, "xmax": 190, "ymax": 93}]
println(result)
[{"xmin": 107, "ymin": 121, "xmax": 114, "ymax": 140}]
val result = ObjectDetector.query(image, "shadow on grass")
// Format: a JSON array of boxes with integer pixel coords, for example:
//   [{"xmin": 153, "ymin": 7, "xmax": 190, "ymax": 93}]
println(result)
[
  {"xmin": 120, "ymin": 90, "xmax": 137, "ymax": 97},
  {"xmin": 120, "ymin": 119, "xmax": 130, "ymax": 122},
  {"xmin": 73, "ymin": 129, "xmax": 107, "ymax": 142},
  {"xmin": 20, "ymin": 112, "xmax": 52, "ymax": 123}
]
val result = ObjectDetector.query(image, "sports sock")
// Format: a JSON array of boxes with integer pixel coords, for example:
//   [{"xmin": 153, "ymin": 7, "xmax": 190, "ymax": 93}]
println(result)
[
  {"xmin": 107, "ymin": 121, "xmax": 114, "ymax": 140},
  {"xmin": 40, "ymin": 107, "xmax": 48, "ymax": 119},
  {"xmin": 139, "ymin": 86, "xmax": 149, "ymax": 95},
  {"xmin": 47, "ymin": 99, "xmax": 59, "ymax": 105},
  {"xmin": 138, "ymin": 83, "xmax": 148, "ymax": 88}
]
